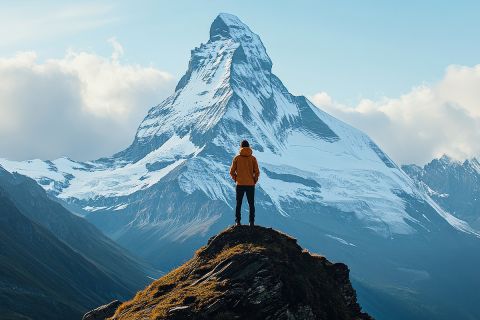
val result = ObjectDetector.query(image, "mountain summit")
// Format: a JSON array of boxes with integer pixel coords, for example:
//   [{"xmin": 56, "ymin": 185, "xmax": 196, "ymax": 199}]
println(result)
[
  {"xmin": 123, "ymin": 11, "xmax": 337, "ymax": 162},
  {"xmin": 110, "ymin": 226, "xmax": 372, "ymax": 320}
]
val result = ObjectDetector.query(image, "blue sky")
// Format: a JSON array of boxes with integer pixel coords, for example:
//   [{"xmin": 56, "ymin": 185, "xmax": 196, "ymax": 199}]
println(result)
[
  {"xmin": 1, "ymin": 1, "xmax": 479, "ymax": 163},
  {"xmin": 2, "ymin": 0, "xmax": 479, "ymax": 102}
]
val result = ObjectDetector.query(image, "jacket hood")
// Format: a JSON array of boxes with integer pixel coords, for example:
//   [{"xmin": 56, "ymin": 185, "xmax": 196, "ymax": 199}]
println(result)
[{"xmin": 239, "ymin": 147, "xmax": 253, "ymax": 157}]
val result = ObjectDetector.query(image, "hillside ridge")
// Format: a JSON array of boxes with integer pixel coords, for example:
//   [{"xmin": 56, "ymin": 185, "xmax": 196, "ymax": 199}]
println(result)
[{"xmin": 109, "ymin": 225, "xmax": 372, "ymax": 320}]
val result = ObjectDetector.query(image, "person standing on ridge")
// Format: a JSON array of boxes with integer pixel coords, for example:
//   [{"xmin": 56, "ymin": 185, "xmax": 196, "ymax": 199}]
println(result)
[{"xmin": 229, "ymin": 140, "xmax": 260, "ymax": 227}]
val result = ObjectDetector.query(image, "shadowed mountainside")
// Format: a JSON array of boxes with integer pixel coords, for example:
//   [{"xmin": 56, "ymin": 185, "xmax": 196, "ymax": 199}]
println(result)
[
  {"xmin": 0, "ymin": 167, "xmax": 153, "ymax": 292},
  {"xmin": 0, "ymin": 189, "xmax": 133, "ymax": 320},
  {"xmin": 0, "ymin": 167, "xmax": 154, "ymax": 319}
]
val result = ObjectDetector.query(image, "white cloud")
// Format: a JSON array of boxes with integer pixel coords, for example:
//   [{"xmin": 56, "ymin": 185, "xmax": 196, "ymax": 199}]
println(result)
[
  {"xmin": 311, "ymin": 64, "xmax": 480, "ymax": 165},
  {"xmin": 0, "ymin": 41, "xmax": 175, "ymax": 161},
  {"xmin": 311, "ymin": 91, "xmax": 332, "ymax": 107}
]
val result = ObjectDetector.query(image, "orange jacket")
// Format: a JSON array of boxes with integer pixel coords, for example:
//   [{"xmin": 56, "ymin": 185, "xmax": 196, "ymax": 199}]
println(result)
[{"xmin": 229, "ymin": 147, "xmax": 260, "ymax": 186}]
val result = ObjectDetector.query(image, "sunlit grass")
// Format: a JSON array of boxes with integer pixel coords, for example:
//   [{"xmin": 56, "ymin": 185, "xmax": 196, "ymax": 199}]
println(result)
[{"xmin": 111, "ymin": 240, "xmax": 266, "ymax": 319}]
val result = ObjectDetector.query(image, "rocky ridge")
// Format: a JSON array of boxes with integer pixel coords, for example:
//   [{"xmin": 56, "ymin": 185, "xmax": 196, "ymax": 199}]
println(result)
[{"xmin": 110, "ymin": 226, "xmax": 371, "ymax": 320}]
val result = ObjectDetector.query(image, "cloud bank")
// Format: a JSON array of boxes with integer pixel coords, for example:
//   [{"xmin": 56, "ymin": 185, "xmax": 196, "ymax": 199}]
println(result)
[
  {"xmin": 312, "ymin": 64, "xmax": 480, "ymax": 165},
  {"xmin": 0, "ymin": 39, "xmax": 174, "ymax": 161}
]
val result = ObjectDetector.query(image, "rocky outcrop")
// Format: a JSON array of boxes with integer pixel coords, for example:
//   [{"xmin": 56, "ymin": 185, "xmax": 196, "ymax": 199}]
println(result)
[
  {"xmin": 82, "ymin": 300, "xmax": 122, "ymax": 320},
  {"xmin": 111, "ymin": 226, "xmax": 372, "ymax": 320}
]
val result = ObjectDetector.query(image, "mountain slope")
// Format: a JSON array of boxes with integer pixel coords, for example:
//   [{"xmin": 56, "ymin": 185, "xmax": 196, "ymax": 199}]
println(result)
[
  {"xmin": 111, "ymin": 226, "xmax": 372, "ymax": 320},
  {"xmin": 1, "ymin": 13, "xmax": 480, "ymax": 320},
  {"xmin": 0, "ymin": 188, "xmax": 134, "ymax": 320},
  {"xmin": 403, "ymin": 155, "xmax": 480, "ymax": 230},
  {"xmin": 0, "ymin": 166, "xmax": 152, "ymax": 293}
]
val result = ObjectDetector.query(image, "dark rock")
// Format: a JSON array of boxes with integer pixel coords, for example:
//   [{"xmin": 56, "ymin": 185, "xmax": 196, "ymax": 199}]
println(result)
[
  {"xmin": 82, "ymin": 300, "xmax": 122, "ymax": 320},
  {"xmin": 111, "ymin": 226, "xmax": 372, "ymax": 320}
]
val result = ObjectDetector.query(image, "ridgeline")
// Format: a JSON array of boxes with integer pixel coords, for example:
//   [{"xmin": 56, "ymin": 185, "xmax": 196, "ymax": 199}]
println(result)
[{"xmin": 96, "ymin": 226, "xmax": 372, "ymax": 320}]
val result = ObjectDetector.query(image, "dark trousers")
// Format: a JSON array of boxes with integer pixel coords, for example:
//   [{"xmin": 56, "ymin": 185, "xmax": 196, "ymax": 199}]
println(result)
[{"xmin": 235, "ymin": 185, "xmax": 255, "ymax": 223}]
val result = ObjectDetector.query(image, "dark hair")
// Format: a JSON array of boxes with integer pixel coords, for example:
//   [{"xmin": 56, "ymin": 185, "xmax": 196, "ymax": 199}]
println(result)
[{"xmin": 241, "ymin": 140, "xmax": 250, "ymax": 148}]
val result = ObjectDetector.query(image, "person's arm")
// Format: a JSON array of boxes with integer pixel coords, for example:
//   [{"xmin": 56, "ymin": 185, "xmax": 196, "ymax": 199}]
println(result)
[
  {"xmin": 229, "ymin": 157, "xmax": 237, "ymax": 182},
  {"xmin": 253, "ymin": 157, "xmax": 260, "ymax": 183}
]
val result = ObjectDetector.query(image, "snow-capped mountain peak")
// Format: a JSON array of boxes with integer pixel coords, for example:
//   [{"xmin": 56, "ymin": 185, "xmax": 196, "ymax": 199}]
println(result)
[
  {"xmin": 128, "ymin": 13, "xmax": 274, "ymax": 158},
  {"xmin": 128, "ymin": 13, "xmax": 336, "ymax": 162},
  {"xmin": 209, "ymin": 13, "xmax": 272, "ymax": 71}
]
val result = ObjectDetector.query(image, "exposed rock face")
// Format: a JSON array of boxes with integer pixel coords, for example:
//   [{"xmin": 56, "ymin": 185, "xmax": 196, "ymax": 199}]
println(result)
[
  {"xmin": 112, "ymin": 226, "xmax": 371, "ymax": 320},
  {"xmin": 82, "ymin": 300, "xmax": 122, "ymax": 320},
  {"xmin": 0, "ymin": 181, "xmax": 134, "ymax": 320}
]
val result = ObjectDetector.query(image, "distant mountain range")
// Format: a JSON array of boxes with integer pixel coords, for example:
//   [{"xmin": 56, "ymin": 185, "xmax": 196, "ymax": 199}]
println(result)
[
  {"xmin": 1, "ymin": 13, "xmax": 479, "ymax": 320},
  {"xmin": 0, "ymin": 167, "xmax": 152, "ymax": 319},
  {"xmin": 403, "ymin": 155, "xmax": 480, "ymax": 230}
]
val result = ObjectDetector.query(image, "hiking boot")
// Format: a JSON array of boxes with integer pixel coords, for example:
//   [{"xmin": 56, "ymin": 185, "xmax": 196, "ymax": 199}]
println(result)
[
  {"xmin": 249, "ymin": 221, "xmax": 254, "ymax": 227},
  {"xmin": 235, "ymin": 221, "xmax": 241, "ymax": 226}
]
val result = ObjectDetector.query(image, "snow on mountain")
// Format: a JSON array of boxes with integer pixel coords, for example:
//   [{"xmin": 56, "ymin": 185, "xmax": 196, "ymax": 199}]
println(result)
[
  {"xmin": 1, "ymin": 135, "xmax": 200, "ymax": 204},
  {"xmin": 403, "ymin": 155, "xmax": 480, "ymax": 231},
  {"xmin": 0, "ymin": 13, "xmax": 475, "ymax": 239}
]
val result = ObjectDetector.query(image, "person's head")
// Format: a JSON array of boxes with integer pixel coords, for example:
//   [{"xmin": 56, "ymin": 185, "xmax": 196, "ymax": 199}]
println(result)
[{"xmin": 241, "ymin": 140, "xmax": 250, "ymax": 148}]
